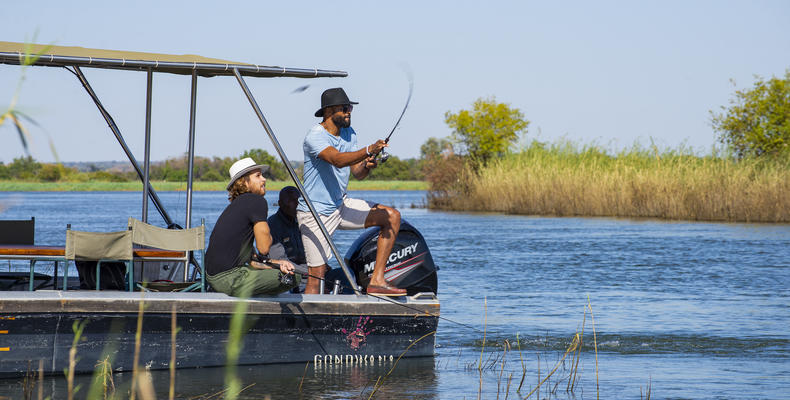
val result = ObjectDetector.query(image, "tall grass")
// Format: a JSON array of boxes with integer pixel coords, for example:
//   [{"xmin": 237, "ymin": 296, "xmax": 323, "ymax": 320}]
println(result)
[{"xmin": 431, "ymin": 141, "xmax": 790, "ymax": 223}]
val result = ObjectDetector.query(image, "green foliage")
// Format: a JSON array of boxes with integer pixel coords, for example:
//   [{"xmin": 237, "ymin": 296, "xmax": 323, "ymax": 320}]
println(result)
[
  {"xmin": 240, "ymin": 148, "xmax": 289, "ymax": 180},
  {"xmin": 6, "ymin": 156, "xmax": 41, "ymax": 180},
  {"xmin": 444, "ymin": 97, "xmax": 530, "ymax": 164},
  {"xmin": 711, "ymin": 70, "xmax": 790, "ymax": 159},
  {"xmin": 420, "ymin": 137, "xmax": 453, "ymax": 160},
  {"xmin": 362, "ymin": 156, "xmax": 423, "ymax": 181},
  {"xmin": 38, "ymin": 163, "xmax": 62, "ymax": 181},
  {"xmin": 89, "ymin": 170, "xmax": 129, "ymax": 182}
]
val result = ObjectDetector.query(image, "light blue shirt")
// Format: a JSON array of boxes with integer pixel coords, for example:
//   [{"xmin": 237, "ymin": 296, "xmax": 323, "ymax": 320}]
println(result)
[{"xmin": 297, "ymin": 124, "xmax": 358, "ymax": 215}]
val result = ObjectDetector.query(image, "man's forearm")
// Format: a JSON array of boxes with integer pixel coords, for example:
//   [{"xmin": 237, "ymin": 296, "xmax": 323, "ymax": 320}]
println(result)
[{"xmin": 323, "ymin": 147, "xmax": 369, "ymax": 168}]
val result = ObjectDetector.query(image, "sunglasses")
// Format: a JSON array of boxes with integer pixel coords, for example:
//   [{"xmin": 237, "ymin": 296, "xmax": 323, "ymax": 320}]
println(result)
[{"xmin": 338, "ymin": 104, "xmax": 353, "ymax": 113}]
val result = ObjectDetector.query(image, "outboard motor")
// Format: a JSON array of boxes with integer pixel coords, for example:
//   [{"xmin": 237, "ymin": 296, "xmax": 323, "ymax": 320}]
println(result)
[{"xmin": 338, "ymin": 220, "xmax": 438, "ymax": 295}]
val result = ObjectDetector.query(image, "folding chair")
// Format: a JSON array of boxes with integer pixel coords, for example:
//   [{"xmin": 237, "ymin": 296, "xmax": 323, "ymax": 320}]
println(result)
[
  {"xmin": 128, "ymin": 217, "xmax": 206, "ymax": 292},
  {"xmin": 64, "ymin": 227, "xmax": 134, "ymax": 291}
]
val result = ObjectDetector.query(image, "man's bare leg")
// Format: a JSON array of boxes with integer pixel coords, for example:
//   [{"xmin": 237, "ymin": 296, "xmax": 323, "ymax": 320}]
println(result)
[
  {"xmin": 304, "ymin": 264, "xmax": 327, "ymax": 294},
  {"xmin": 364, "ymin": 204, "xmax": 402, "ymax": 288}
]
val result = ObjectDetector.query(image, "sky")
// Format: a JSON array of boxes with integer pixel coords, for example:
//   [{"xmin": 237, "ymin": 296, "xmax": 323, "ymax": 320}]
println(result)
[{"xmin": 1, "ymin": 0, "xmax": 789, "ymax": 164}]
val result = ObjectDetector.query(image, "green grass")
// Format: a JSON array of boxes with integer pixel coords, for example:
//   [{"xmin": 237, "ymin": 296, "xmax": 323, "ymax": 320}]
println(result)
[{"xmin": 0, "ymin": 180, "xmax": 427, "ymax": 192}]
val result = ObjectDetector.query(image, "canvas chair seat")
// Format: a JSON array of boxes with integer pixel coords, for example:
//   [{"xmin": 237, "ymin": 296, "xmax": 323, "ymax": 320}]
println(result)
[
  {"xmin": 128, "ymin": 218, "xmax": 204, "ymax": 251},
  {"xmin": 66, "ymin": 230, "xmax": 133, "ymax": 261},
  {"xmin": 65, "ymin": 229, "xmax": 134, "ymax": 291},
  {"xmin": 128, "ymin": 218, "xmax": 206, "ymax": 292}
]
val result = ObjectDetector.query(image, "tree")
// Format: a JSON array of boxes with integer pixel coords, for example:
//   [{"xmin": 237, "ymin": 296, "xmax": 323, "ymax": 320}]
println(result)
[
  {"xmin": 240, "ymin": 148, "xmax": 289, "ymax": 180},
  {"xmin": 420, "ymin": 137, "xmax": 453, "ymax": 160},
  {"xmin": 7, "ymin": 156, "xmax": 41, "ymax": 180},
  {"xmin": 444, "ymin": 97, "xmax": 529, "ymax": 164},
  {"xmin": 711, "ymin": 70, "xmax": 790, "ymax": 158}
]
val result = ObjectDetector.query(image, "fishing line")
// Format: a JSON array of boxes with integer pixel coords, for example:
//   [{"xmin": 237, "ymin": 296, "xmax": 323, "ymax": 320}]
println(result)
[
  {"xmin": 279, "ymin": 267, "xmax": 485, "ymax": 334},
  {"xmin": 377, "ymin": 67, "xmax": 413, "ymax": 164}
]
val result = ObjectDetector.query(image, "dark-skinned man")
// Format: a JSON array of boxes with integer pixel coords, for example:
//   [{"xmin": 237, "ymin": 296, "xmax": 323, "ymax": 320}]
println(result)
[
  {"xmin": 268, "ymin": 186, "xmax": 306, "ymax": 266},
  {"xmin": 297, "ymin": 88, "xmax": 405, "ymax": 296}
]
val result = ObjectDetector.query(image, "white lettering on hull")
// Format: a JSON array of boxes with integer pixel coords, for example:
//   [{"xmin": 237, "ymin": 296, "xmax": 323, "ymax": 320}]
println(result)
[{"xmin": 314, "ymin": 354, "xmax": 395, "ymax": 365}]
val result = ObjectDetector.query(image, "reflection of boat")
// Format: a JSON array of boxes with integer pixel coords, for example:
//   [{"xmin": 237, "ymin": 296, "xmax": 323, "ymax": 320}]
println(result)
[
  {"xmin": 0, "ymin": 42, "xmax": 439, "ymax": 377},
  {"xmin": 0, "ymin": 353, "xmax": 439, "ymax": 398}
]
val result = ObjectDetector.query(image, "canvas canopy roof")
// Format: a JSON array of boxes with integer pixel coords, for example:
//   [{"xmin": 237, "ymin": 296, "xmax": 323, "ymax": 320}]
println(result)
[{"xmin": 0, "ymin": 41, "xmax": 347, "ymax": 78}]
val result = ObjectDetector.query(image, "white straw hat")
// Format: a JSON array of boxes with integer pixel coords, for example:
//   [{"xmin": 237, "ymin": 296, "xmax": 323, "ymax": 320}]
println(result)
[{"xmin": 227, "ymin": 157, "xmax": 269, "ymax": 190}]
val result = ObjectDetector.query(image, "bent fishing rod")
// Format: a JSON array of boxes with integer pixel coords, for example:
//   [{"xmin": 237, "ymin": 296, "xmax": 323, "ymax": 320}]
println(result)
[{"xmin": 377, "ymin": 69, "xmax": 413, "ymax": 164}]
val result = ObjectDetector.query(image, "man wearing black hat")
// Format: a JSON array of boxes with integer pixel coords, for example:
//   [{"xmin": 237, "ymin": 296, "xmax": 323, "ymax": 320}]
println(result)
[
  {"xmin": 204, "ymin": 157, "xmax": 300, "ymax": 297},
  {"xmin": 297, "ymin": 88, "xmax": 406, "ymax": 296}
]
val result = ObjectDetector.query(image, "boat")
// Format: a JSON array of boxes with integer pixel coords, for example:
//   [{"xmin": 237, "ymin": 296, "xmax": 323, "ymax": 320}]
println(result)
[{"xmin": 0, "ymin": 41, "xmax": 439, "ymax": 377}]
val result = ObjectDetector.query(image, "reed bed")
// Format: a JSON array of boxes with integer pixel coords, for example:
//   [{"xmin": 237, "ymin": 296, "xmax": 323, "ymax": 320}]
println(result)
[{"xmin": 432, "ymin": 142, "xmax": 790, "ymax": 223}]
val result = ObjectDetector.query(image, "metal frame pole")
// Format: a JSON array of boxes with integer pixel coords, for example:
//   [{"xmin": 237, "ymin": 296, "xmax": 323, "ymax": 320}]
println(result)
[
  {"xmin": 72, "ymin": 66, "xmax": 175, "ymax": 226},
  {"xmin": 185, "ymin": 70, "xmax": 197, "ymax": 229},
  {"xmin": 232, "ymin": 69, "xmax": 361, "ymax": 294},
  {"xmin": 142, "ymin": 68, "xmax": 153, "ymax": 222}
]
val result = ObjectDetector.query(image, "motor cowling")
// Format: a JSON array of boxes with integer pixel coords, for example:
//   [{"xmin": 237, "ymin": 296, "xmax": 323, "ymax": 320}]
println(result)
[{"xmin": 334, "ymin": 220, "xmax": 438, "ymax": 295}]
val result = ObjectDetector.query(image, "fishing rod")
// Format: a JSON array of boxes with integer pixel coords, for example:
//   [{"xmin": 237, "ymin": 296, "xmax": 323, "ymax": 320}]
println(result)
[
  {"xmin": 377, "ymin": 69, "xmax": 413, "ymax": 164},
  {"xmin": 253, "ymin": 259, "xmax": 483, "ymax": 333}
]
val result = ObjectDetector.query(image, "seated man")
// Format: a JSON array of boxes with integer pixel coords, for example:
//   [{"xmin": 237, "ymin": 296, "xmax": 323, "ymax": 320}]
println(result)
[
  {"xmin": 267, "ymin": 186, "xmax": 306, "ymax": 265},
  {"xmin": 204, "ymin": 157, "xmax": 299, "ymax": 297}
]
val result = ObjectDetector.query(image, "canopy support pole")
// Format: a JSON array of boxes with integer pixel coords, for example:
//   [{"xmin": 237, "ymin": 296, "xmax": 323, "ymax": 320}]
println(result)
[
  {"xmin": 232, "ymin": 68, "xmax": 361, "ymax": 295},
  {"xmin": 142, "ymin": 68, "xmax": 153, "ymax": 223},
  {"xmin": 185, "ymin": 70, "xmax": 197, "ymax": 229},
  {"xmin": 72, "ymin": 66, "xmax": 175, "ymax": 227}
]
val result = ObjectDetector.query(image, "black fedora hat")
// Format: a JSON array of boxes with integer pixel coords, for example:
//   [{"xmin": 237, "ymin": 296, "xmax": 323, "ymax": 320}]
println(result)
[{"xmin": 314, "ymin": 87, "xmax": 358, "ymax": 117}]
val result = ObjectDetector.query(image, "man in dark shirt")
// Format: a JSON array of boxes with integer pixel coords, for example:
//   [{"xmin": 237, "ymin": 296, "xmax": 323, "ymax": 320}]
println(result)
[
  {"xmin": 205, "ymin": 158, "xmax": 299, "ymax": 297},
  {"xmin": 267, "ymin": 186, "xmax": 306, "ymax": 265}
]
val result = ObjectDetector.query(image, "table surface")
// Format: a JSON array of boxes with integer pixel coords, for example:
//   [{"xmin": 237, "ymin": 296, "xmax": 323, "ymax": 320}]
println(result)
[{"xmin": 0, "ymin": 244, "xmax": 185, "ymax": 258}]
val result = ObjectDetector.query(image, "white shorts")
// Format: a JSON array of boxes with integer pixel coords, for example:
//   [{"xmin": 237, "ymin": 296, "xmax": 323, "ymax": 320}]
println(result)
[{"xmin": 297, "ymin": 197, "xmax": 376, "ymax": 267}]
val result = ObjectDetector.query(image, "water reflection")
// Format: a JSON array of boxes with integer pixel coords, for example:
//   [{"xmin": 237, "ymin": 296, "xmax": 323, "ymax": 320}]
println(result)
[{"xmin": 0, "ymin": 357, "xmax": 438, "ymax": 399}]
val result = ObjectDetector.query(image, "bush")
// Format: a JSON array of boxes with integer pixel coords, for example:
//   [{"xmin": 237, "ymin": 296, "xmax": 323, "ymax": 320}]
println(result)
[
  {"xmin": 6, "ymin": 156, "xmax": 41, "ymax": 180},
  {"xmin": 201, "ymin": 169, "xmax": 223, "ymax": 181},
  {"xmin": 89, "ymin": 171, "xmax": 129, "ymax": 182},
  {"xmin": 711, "ymin": 70, "xmax": 790, "ymax": 158},
  {"xmin": 240, "ymin": 149, "xmax": 289, "ymax": 180},
  {"xmin": 38, "ymin": 164, "xmax": 62, "ymax": 181},
  {"xmin": 361, "ymin": 156, "xmax": 422, "ymax": 181},
  {"xmin": 423, "ymin": 153, "xmax": 467, "ymax": 207}
]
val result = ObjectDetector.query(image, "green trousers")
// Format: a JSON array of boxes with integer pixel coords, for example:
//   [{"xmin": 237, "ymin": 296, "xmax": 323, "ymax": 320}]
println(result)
[{"xmin": 206, "ymin": 265, "xmax": 300, "ymax": 297}]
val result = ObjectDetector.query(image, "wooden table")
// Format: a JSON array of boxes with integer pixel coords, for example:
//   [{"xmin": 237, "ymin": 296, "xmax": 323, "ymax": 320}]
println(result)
[{"xmin": 0, "ymin": 245, "xmax": 185, "ymax": 291}]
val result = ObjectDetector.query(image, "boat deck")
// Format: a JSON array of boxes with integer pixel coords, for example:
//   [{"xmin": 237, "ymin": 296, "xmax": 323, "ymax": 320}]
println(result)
[{"xmin": 0, "ymin": 290, "xmax": 440, "ymax": 316}]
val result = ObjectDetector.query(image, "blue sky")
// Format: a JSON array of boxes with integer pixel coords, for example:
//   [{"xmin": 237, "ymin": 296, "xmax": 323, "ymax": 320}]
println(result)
[{"xmin": 1, "ymin": 0, "xmax": 789, "ymax": 163}]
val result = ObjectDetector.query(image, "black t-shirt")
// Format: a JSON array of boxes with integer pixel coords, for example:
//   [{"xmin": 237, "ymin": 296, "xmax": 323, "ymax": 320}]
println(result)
[{"xmin": 205, "ymin": 193, "xmax": 268, "ymax": 276}]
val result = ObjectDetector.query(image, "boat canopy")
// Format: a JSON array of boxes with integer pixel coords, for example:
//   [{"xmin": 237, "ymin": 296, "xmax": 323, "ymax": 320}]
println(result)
[
  {"xmin": 1, "ymin": 41, "xmax": 361, "ymax": 292},
  {"xmin": 0, "ymin": 41, "xmax": 347, "ymax": 78}
]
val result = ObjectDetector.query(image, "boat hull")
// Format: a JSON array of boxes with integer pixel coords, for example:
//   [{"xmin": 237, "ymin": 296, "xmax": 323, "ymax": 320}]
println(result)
[{"xmin": 0, "ymin": 291, "xmax": 439, "ymax": 377}]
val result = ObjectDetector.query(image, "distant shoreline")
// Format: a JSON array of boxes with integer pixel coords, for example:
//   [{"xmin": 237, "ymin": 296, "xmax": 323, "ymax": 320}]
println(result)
[{"xmin": 0, "ymin": 180, "xmax": 427, "ymax": 192}]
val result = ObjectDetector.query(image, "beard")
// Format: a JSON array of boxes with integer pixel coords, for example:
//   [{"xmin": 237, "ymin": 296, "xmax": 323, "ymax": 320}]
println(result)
[{"xmin": 332, "ymin": 113, "xmax": 351, "ymax": 128}]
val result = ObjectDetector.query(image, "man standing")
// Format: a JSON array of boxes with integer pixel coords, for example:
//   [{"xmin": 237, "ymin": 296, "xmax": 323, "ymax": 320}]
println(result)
[
  {"xmin": 267, "ymin": 186, "xmax": 306, "ymax": 265},
  {"xmin": 205, "ymin": 158, "xmax": 299, "ymax": 297},
  {"xmin": 297, "ymin": 87, "xmax": 406, "ymax": 296}
]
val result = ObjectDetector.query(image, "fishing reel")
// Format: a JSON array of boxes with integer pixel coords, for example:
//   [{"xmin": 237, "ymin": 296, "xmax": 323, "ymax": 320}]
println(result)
[
  {"xmin": 378, "ymin": 149, "xmax": 391, "ymax": 164},
  {"xmin": 278, "ymin": 271, "xmax": 295, "ymax": 286}
]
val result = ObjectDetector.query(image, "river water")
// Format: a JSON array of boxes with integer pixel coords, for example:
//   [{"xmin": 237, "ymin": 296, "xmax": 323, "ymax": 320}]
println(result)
[{"xmin": 1, "ymin": 190, "xmax": 789, "ymax": 399}]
